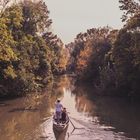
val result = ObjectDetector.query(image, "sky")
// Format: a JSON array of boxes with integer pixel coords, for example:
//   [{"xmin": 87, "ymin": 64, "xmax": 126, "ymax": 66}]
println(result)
[{"xmin": 45, "ymin": 0, "xmax": 124, "ymax": 44}]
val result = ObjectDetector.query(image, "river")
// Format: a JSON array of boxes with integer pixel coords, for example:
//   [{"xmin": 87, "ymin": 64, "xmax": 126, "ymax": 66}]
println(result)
[{"xmin": 0, "ymin": 75, "xmax": 140, "ymax": 140}]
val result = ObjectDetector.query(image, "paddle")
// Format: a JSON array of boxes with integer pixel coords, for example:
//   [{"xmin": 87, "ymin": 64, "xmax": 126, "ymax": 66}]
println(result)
[
  {"xmin": 69, "ymin": 118, "xmax": 76, "ymax": 129},
  {"xmin": 67, "ymin": 113, "xmax": 85, "ymax": 134}
]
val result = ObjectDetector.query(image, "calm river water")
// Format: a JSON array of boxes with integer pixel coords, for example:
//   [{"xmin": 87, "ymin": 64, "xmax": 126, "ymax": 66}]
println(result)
[{"xmin": 0, "ymin": 75, "xmax": 140, "ymax": 140}]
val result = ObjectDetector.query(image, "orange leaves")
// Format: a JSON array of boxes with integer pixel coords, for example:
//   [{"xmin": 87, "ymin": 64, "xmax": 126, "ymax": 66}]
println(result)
[{"xmin": 76, "ymin": 42, "xmax": 93, "ymax": 72}]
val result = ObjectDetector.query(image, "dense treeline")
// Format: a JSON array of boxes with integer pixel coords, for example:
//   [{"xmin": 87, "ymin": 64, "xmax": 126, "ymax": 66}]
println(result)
[
  {"xmin": 0, "ymin": 0, "xmax": 139, "ymax": 98},
  {"xmin": 0, "ymin": 0, "xmax": 68, "ymax": 97},
  {"xmin": 66, "ymin": 0, "xmax": 140, "ymax": 97}
]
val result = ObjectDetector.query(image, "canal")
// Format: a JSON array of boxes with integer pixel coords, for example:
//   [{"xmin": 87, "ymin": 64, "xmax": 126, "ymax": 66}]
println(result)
[{"xmin": 0, "ymin": 75, "xmax": 139, "ymax": 140}]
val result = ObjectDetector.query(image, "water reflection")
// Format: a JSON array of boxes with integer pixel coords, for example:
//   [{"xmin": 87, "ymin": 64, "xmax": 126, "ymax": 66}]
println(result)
[
  {"xmin": 0, "ymin": 93, "xmax": 51, "ymax": 140},
  {"xmin": 71, "ymin": 83, "xmax": 140, "ymax": 140},
  {"xmin": 0, "ymin": 75, "xmax": 139, "ymax": 140}
]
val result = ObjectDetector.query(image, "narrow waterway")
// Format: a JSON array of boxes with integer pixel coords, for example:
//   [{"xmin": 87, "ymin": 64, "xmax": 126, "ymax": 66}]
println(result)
[{"xmin": 0, "ymin": 75, "xmax": 140, "ymax": 140}]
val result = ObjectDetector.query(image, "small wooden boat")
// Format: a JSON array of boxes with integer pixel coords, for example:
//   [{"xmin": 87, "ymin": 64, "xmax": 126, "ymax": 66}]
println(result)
[{"xmin": 53, "ymin": 114, "xmax": 69, "ymax": 132}]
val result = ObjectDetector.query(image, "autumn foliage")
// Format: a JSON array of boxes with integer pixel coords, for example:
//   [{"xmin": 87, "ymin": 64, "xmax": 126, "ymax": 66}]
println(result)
[{"xmin": 67, "ymin": 0, "xmax": 140, "ymax": 97}]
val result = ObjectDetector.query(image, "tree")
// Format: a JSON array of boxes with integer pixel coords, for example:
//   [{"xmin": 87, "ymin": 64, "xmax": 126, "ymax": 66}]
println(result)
[
  {"xmin": 21, "ymin": 0, "xmax": 52, "ymax": 35},
  {"xmin": 119, "ymin": 0, "xmax": 140, "ymax": 22},
  {"xmin": 112, "ymin": 0, "xmax": 140, "ymax": 96},
  {"xmin": 68, "ymin": 27, "xmax": 114, "ymax": 82},
  {"xmin": 0, "ymin": 1, "xmax": 60, "ymax": 97}
]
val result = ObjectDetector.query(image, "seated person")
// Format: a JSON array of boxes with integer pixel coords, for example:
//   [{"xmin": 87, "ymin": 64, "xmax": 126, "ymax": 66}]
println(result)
[{"xmin": 61, "ymin": 108, "xmax": 67, "ymax": 123}]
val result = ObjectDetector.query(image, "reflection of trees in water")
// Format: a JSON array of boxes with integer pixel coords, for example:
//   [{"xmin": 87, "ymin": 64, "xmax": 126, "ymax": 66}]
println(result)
[
  {"xmin": 0, "ymin": 94, "xmax": 50, "ymax": 140},
  {"xmin": 72, "ymin": 83, "xmax": 140, "ymax": 139},
  {"xmin": 75, "ymin": 95, "xmax": 95, "ymax": 115},
  {"xmin": 0, "ymin": 76, "xmax": 74, "ymax": 140},
  {"xmin": 72, "ymin": 85, "xmax": 97, "ymax": 116},
  {"xmin": 1, "ymin": 76, "xmax": 140, "ymax": 139},
  {"xmin": 48, "ymin": 75, "xmax": 74, "ymax": 110},
  {"xmin": 0, "ymin": 83, "xmax": 58, "ymax": 140},
  {"xmin": 94, "ymin": 97, "xmax": 140, "ymax": 139}
]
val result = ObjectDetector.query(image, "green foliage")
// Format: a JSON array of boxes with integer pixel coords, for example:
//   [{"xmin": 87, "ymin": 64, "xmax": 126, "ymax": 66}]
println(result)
[
  {"xmin": 43, "ymin": 31, "xmax": 68, "ymax": 74},
  {"xmin": 0, "ymin": 17, "xmax": 17, "ymax": 62},
  {"xmin": 0, "ymin": 1, "xmax": 64, "ymax": 97},
  {"xmin": 21, "ymin": 1, "xmax": 52, "ymax": 35},
  {"xmin": 112, "ymin": 22, "xmax": 140, "ymax": 96},
  {"xmin": 67, "ymin": 27, "xmax": 115, "ymax": 82},
  {"xmin": 66, "ymin": 1, "xmax": 140, "ymax": 98}
]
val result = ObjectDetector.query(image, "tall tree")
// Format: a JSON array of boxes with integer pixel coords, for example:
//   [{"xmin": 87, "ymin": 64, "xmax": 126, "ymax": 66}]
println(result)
[
  {"xmin": 0, "ymin": 1, "xmax": 63, "ymax": 97},
  {"xmin": 119, "ymin": 0, "xmax": 140, "ymax": 22}
]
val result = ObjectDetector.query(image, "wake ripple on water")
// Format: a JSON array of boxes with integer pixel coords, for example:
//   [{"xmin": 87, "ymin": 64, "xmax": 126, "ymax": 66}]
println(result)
[{"xmin": 33, "ymin": 116, "xmax": 135, "ymax": 140}]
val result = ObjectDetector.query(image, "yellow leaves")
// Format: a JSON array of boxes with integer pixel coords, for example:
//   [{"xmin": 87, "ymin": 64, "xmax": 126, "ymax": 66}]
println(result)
[
  {"xmin": 3, "ymin": 5, "xmax": 23, "ymax": 29},
  {"xmin": 0, "ymin": 16, "xmax": 18, "ymax": 63},
  {"xmin": 0, "ymin": 44, "xmax": 17, "ymax": 62},
  {"xmin": 0, "ymin": 18, "xmax": 8, "ymax": 29},
  {"xmin": 4, "ymin": 65, "xmax": 17, "ymax": 79}
]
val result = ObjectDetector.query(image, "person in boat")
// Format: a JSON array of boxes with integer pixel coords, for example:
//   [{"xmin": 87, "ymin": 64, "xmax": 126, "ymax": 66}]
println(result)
[
  {"xmin": 61, "ymin": 107, "xmax": 67, "ymax": 123},
  {"xmin": 55, "ymin": 99, "xmax": 63, "ymax": 123}
]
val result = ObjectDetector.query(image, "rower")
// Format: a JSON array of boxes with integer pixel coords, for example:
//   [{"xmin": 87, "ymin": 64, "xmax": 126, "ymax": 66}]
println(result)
[{"xmin": 55, "ymin": 99, "xmax": 63, "ymax": 123}]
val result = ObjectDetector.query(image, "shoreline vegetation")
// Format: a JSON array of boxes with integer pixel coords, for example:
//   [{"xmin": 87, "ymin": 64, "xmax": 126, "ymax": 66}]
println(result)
[
  {"xmin": 0, "ymin": 0, "xmax": 68, "ymax": 98},
  {"xmin": 66, "ymin": 0, "xmax": 140, "ymax": 98},
  {"xmin": 0, "ymin": 0, "xmax": 140, "ymax": 99}
]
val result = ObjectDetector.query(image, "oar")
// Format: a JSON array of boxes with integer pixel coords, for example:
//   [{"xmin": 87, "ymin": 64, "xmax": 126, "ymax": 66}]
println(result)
[
  {"xmin": 69, "ymin": 118, "xmax": 76, "ymax": 129},
  {"xmin": 69, "ymin": 117, "xmax": 76, "ymax": 134},
  {"xmin": 68, "ymin": 115, "xmax": 85, "ymax": 134}
]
